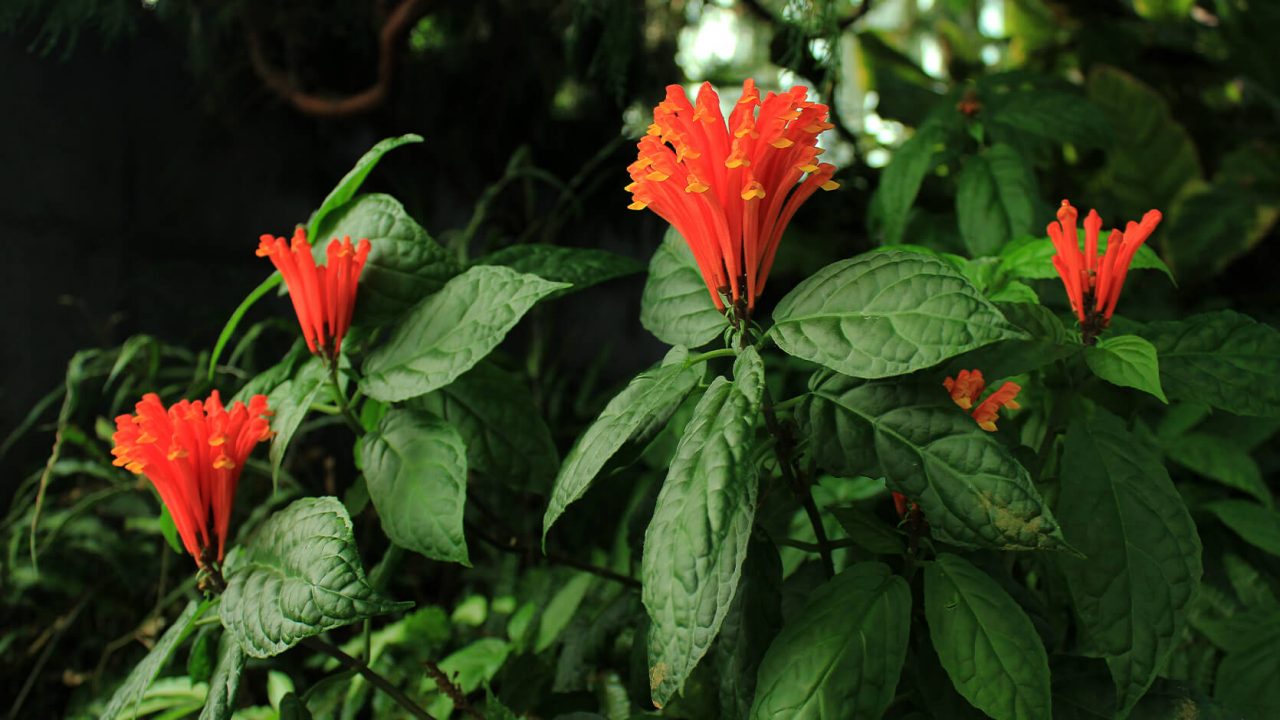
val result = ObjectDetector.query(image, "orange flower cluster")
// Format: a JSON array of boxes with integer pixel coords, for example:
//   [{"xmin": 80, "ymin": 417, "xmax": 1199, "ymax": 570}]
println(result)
[
  {"xmin": 945, "ymin": 369, "xmax": 1022, "ymax": 432},
  {"xmin": 257, "ymin": 228, "xmax": 372, "ymax": 360},
  {"xmin": 112, "ymin": 392, "xmax": 272, "ymax": 568},
  {"xmin": 626, "ymin": 80, "xmax": 839, "ymax": 313},
  {"xmin": 1047, "ymin": 199, "xmax": 1162, "ymax": 332}
]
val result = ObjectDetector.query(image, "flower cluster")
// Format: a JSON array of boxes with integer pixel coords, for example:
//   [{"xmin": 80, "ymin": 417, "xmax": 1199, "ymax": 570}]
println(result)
[
  {"xmin": 626, "ymin": 80, "xmax": 839, "ymax": 316},
  {"xmin": 1047, "ymin": 199, "xmax": 1162, "ymax": 337},
  {"xmin": 112, "ymin": 392, "xmax": 272, "ymax": 569},
  {"xmin": 945, "ymin": 369, "xmax": 1022, "ymax": 432},
  {"xmin": 257, "ymin": 228, "xmax": 372, "ymax": 361}
]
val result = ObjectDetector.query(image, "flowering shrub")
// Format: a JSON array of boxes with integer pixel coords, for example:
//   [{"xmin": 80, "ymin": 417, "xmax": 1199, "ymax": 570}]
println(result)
[{"xmin": 7, "ymin": 7, "xmax": 1280, "ymax": 720}]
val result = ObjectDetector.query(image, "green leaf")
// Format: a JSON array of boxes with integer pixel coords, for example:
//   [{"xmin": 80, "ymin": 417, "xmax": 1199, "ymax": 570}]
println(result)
[
  {"xmin": 361, "ymin": 265, "xmax": 569, "ymax": 402},
  {"xmin": 220, "ymin": 497, "xmax": 411, "ymax": 658},
  {"xmin": 411, "ymin": 361, "xmax": 558, "ymax": 491},
  {"xmin": 771, "ymin": 251, "xmax": 1024, "ymax": 379},
  {"xmin": 808, "ymin": 375, "xmax": 1068, "ymax": 550},
  {"xmin": 987, "ymin": 89, "xmax": 1112, "ymax": 149},
  {"xmin": 956, "ymin": 144, "xmax": 1037, "ymax": 257},
  {"xmin": 1162, "ymin": 433, "xmax": 1271, "ymax": 507},
  {"xmin": 1206, "ymin": 501, "xmax": 1280, "ymax": 557},
  {"xmin": 475, "ymin": 244, "xmax": 643, "ymax": 296},
  {"xmin": 1088, "ymin": 66, "xmax": 1202, "ymax": 218},
  {"xmin": 1141, "ymin": 310, "xmax": 1280, "ymax": 417},
  {"xmin": 871, "ymin": 121, "xmax": 946, "ymax": 245},
  {"xmin": 543, "ymin": 346, "xmax": 702, "ymax": 540},
  {"xmin": 306, "ymin": 134, "xmax": 424, "ymax": 240},
  {"xmin": 944, "ymin": 302, "xmax": 1079, "ymax": 379},
  {"xmin": 828, "ymin": 505, "xmax": 905, "ymax": 555},
  {"xmin": 644, "ymin": 348, "xmax": 765, "ymax": 708},
  {"xmin": 1084, "ymin": 335, "xmax": 1168, "ymax": 402},
  {"xmin": 1056, "ymin": 408, "xmax": 1202, "ymax": 717},
  {"xmin": 640, "ymin": 228, "xmax": 728, "ymax": 347},
  {"xmin": 716, "ymin": 536, "xmax": 783, "ymax": 720},
  {"xmin": 102, "ymin": 600, "xmax": 206, "ymax": 720},
  {"xmin": 428, "ymin": 639, "xmax": 513, "ymax": 718},
  {"xmin": 207, "ymin": 273, "xmax": 282, "ymax": 382},
  {"xmin": 534, "ymin": 572, "xmax": 594, "ymax": 653},
  {"xmin": 198, "ymin": 633, "xmax": 245, "ymax": 720},
  {"xmin": 1215, "ymin": 620, "xmax": 1280, "ymax": 718},
  {"xmin": 265, "ymin": 358, "xmax": 326, "ymax": 484},
  {"xmin": 749, "ymin": 563, "xmax": 910, "ymax": 719},
  {"xmin": 158, "ymin": 504, "xmax": 184, "ymax": 555},
  {"xmin": 998, "ymin": 234, "xmax": 1174, "ymax": 284},
  {"xmin": 361, "ymin": 409, "xmax": 469, "ymax": 565},
  {"xmin": 314, "ymin": 193, "xmax": 461, "ymax": 325},
  {"xmin": 925, "ymin": 554, "xmax": 1051, "ymax": 720}
]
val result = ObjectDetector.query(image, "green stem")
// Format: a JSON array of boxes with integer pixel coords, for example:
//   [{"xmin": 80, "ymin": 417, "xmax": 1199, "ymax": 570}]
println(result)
[
  {"xmin": 683, "ymin": 347, "xmax": 738, "ymax": 367},
  {"xmin": 768, "ymin": 394, "xmax": 808, "ymax": 413},
  {"xmin": 327, "ymin": 361, "xmax": 364, "ymax": 434},
  {"xmin": 762, "ymin": 389, "xmax": 835, "ymax": 579}
]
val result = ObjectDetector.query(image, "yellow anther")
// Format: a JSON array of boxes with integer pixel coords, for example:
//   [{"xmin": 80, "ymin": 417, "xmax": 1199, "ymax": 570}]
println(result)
[
  {"xmin": 770, "ymin": 137, "xmax": 795, "ymax": 149},
  {"xmin": 685, "ymin": 176, "xmax": 710, "ymax": 193},
  {"xmin": 213, "ymin": 455, "xmax": 235, "ymax": 470},
  {"xmin": 741, "ymin": 181, "xmax": 766, "ymax": 201},
  {"xmin": 645, "ymin": 170, "xmax": 670, "ymax": 182},
  {"xmin": 136, "ymin": 432, "xmax": 157, "ymax": 444},
  {"xmin": 821, "ymin": 180, "xmax": 840, "ymax": 191},
  {"xmin": 628, "ymin": 201, "xmax": 649, "ymax": 210},
  {"xmin": 799, "ymin": 163, "xmax": 819, "ymax": 173},
  {"xmin": 208, "ymin": 434, "xmax": 227, "ymax": 447}
]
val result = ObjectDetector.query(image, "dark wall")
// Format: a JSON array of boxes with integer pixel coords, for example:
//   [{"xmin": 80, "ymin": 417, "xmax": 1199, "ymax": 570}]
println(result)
[{"xmin": 0, "ymin": 8, "xmax": 669, "ymax": 486}]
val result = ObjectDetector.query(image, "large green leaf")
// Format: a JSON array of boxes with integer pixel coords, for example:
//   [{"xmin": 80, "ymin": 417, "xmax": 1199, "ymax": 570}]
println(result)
[
  {"xmin": 1140, "ymin": 310, "xmax": 1280, "ymax": 417},
  {"xmin": 1215, "ymin": 618, "xmax": 1280, "ymax": 718},
  {"xmin": 476, "ymin": 244, "xmax": 643, "ymax": 297},
  {"xmin": 198, "ymin": 633, "xmax": 245, "ymax": 720},
  {"xmin": 1088, "ymin": 66, "xmax": 1202, "ymax": 218},
  {"xmin": 942, "ymin": 302, "xmax": 1079, "ymax": 379},
  {"xmin": 771, "ymin": 251, "xmax": 1024, "ymax": 378},
  {"xmin": 231, "ymin": 346, "xmax": 327, "ymax": 485},
  {"xmin": 361, "ymin": 265, "xmax": 569, "ymax": 402},
  {"xmin": 102, "ymin": 600, "xmax": 207, "ymax": 720},
  {"xmin": 956, "ymin": 144, "xmax": 1037, "ymax": 257},
  {"xmin": 644, "ymin": 348, "xmax": 765, "ymax": 708},
  {"xmin": 871, "ymin": 121, "xmax": 947, "ymax": 245},
  {"xmin": 1162, "ymin": 433, "xmax": 1271, "ymax": 507},
  {"xmin": 1084, "ymin": 334, "xmax": 1167, "ymax": 403},
  {"xmin": 412, "ymin": 361, "xmax": 558, "ymax": 490},
  {"xmin": 221, "ymin": 497, "xmax": 411, "ymax": 658},
  {"xmin": 998, "ymin": 233, "xmax": 1174, "ymax": 284},
  {"xmin": 314, "ymin": 193, "xmax": 460, "ymax": 325},
  {"xmin": 1206, "ymin": 501, "xmax": 1280, "ymax": 557},
  {"xmin": 925, "ymin": 554, "xmax": 1051, "ymax": 720},
  {"xmin": 807, "ymin": 375, "xmax": 1068, "ymax": 550},
  {"xmin": 715, "ymin": 536, "xmax": 783, "ymax": 720},
  {"xmin": 1162, "ymin": 145, "xmax": 1280, "ymax": 284},
  {"xmin": 987, "ymin": 89, "xmax": 1112, "ymax": 149},
  {"xmin": 306, "ymin": 134, "xmax": 423, "ymax": 240},
  {"xmin": 1056, "ymin": 408, "xmax": 1202, "ymax": 717},
  {"xmin": 542, "ymin": 346, "xmax": 702, "ymax": 541},
  {"xmin": 640, "ymin": 229, "xmax": 728, "ymax": 347},
  {"xmin": 362, "ymin": 409, "xmax": 469, "ymax": 565},
  {"xmin": 750, "ymin": 563, "xmax": 910, "ymax": 719}
]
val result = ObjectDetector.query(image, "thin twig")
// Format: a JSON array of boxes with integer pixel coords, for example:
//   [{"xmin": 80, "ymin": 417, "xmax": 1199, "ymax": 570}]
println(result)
[
  {"xmin": 425, "ymin": 661, "xmax": 482, "ymax": 719},
  {"xmin": 7, "ymin": 593, "xmax": 90, "ymax": 720},
  {"xmin": 327, "ymin": 361, "xmax": 364, "ymax": 434},
  {"xmin": 302, "ymin": 637, "xmax": 436, "ymax": 720},
  {"xmin": 466, "ymin": 519, "xmax": 642, "ymax": 589}
]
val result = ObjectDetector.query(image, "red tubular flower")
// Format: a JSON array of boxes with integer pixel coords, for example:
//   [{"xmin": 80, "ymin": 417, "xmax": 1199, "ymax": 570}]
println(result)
[
  {"xmin": 626, "ymin": 80, "xmax": 840, "ymax": 315},
  {"xmin": 257, "ymin": 228, "xmax": 372, "ymax": 360},
  {"xmin": 1047, "ymin": 199, "xmax": 1162, "ymax": 336},
  {"xmin": 944, "ymin": 369, "xmax": 1022, "ymax": 432},
  {"xmin": 111, "ymin": 392, "xmax": 272, "ymax": 568}
]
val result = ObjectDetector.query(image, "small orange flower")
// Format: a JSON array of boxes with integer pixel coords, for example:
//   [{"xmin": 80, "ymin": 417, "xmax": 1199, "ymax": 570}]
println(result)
[
  {"xmin": 1047, "ymin": 199, "xmax": 1162, "ymax": 336},
  {"xmin": 626, "ymin": 80, "xmax": 839, "ymax": 315},
  {"xmin": 944, "ymin": 369, "xmax": 1021, "ymax": 432},
  {"xmin": 257, "ymin": 228, "xmax": 371, "ymax": 360},
  {"xmin": 112, "ymin": 392, "xmax": 272, "ymax": 568}
]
